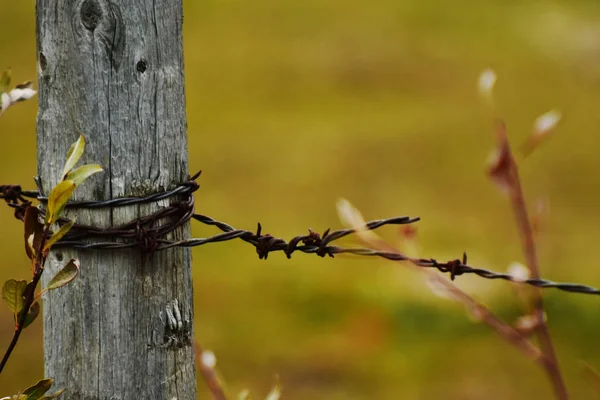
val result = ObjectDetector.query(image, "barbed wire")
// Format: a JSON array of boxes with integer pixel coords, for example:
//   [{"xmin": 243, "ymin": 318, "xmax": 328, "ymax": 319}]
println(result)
[
  {"xmin": 0, "ymin": 174, "xmax": 599, "ymax": 295},
  {"xmin": 36, "ymin": 170, "xmax": 203, "ymax": 208}
]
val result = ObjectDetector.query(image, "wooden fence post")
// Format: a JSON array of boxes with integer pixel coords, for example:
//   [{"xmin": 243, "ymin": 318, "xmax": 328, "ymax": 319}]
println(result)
[{"xmin": 36, "ymin": 0, "xmax": 197, "ymax": 398}]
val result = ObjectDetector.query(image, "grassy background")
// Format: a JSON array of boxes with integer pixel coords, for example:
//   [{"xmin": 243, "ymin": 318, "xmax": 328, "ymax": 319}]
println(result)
[{"xmin": 2, "ymin": 1, "xmax": 600, "ymax": 398}]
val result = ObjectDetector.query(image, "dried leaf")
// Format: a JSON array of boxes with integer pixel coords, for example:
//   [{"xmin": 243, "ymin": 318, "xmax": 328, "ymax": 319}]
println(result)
[
  {"xmin": 2, "ymin": 279, "xmax": 27, "ymax": 317},
  {"xmin": 43, "ymin": 220, "xmax": 75, "ymax": 252},
  {"xmin": 425, "ymin": 274, "xmax": 488, "ymax": 322},
  {"xmin": 265, "ymin": 380, "xmax": 281, "ymax": 400},
  {"xmin": 0, "ymin": 74, "xmax": 36, "ymax": 116},
  {"xmin": 27, "ymin": 235, "xmax": 34, "ymax": 257},
  {"xmin": 515, "ymin": 312, "xmax": 546, "ymax": 335},
  {"xmin": 61, "ymin": 135, "xmax": 85, "ymax": 179},
  {"xmin": 336, "ymin": 198, "xmax": 377, "ymax": 243},
  {"xmin": 45, "ymin": 180, "xmax": 76, "ymax": 224},
  {"xmin": 426, "ymin": 274, "xmax": 460, "ymax": 301},
  {"xmin": 0, "ymin": 92, "xmax": 10, "ymax": 114},
  {"xmin": 533, "ymin": 109, "xmax": 561, "ymax": 137},
  {"xmin": 45, "ymin": 259, "xmax": 80, "ymax": 292},
  {"xmin": 523, "ymin": 109, "xmax": 562, "ymax": 156},
  {"xmin": 65, "ymin": 164, "xmax": 103, "ymax": 188},
  {"xmin": 201, "ymin": 350, "xmax": 217, "ymax": 369},
  {"xmin": 478, "ymin": 68, "xmax": 497, "ymax": 99},
  {"xmin": 8, "ymin": 84, "xmax": 36, "ymax": 103},
  {"xmin": 21, "ymin": 379, "xmax": 52, "ymax": 400},
  {"xmin": 24, "ymin": 207, "xmax": 43, "ymax": 260},
  {"xmin": 507, "ymin": 262, "xmax": 530, "ymax": 283},
  {"xmin": 487, "ymin": 121, "xmax": 516, "ymax": 195},
  {"xmin": 238, "ymin": 390, "xmax": 250, "ymax": 400}
]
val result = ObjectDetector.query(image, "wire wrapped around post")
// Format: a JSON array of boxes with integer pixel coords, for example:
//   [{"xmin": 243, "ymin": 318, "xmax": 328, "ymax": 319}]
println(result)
[{"xmin": 0, "ymin": 172, "xmax": 599, "ymax": 296}]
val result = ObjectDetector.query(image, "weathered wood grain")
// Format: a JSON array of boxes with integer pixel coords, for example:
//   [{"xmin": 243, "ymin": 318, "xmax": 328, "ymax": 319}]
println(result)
[{"xmin": 36, "ymin": 1, "xmax": 197, "ymax": 398}]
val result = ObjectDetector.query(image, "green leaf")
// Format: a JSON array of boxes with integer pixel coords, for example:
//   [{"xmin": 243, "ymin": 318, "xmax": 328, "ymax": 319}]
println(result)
[
  {"xmin": 24, "ymin": 207, "xmax": 43, "ymax": 260},
  {"xmin": 65, "ymin": 164, "xmax": 103, "ymax": 188},
  {"xmin": 21, "ymin": 379, "xmax": 52, "ymax": 400},
  {"xmin": 45, "ymin": 259, "xmax": 80, "ymax": 292},
  {"xmin": 20, "ymin": 301, "xmax": 40, "ymax": 330},
  {"xmin": 61, "ymin": 134, "xmax": 85, "ymax": 179},
  {"xmin": 65, "ymin": 142, "xmax": 76, "ymax": 162},
  {"xmin": 40, "ymin": 388, "xmax": 65, "ymax": 399},
  {"xmin": 0, "ymin": 69, "xmax": 11, "ymax": 93},
  {"xmin": 45, "ymin": 180, "xmax": 76, "ymax": 224},
  {"xmin": 4, "ymin": 379, "xmax": 64, "ymax": 400},
  {"xmin": 2, "ymin": 279, "xmax": 27, "ymax": 317},
  {"xmin": 43, "ymin": 220, "xmax": 75, "ymax": 252}
]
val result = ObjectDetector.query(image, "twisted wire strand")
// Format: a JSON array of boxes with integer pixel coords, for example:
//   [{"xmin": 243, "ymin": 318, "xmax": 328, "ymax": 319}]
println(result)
[
  {"xmin": 35, "ymin": 170, "xmax": 202, "ymax": 208},
  {"xmin": 187, "ymin": 214, "xmax": 600, "ymax": 296},
  {"xmin": 1, "ymin": 176, "xmax": 599, "ymax": 295}
]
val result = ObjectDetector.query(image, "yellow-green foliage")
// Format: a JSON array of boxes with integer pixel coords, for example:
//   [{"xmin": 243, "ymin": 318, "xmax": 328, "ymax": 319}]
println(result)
[{"xmin": 2, "ymin": 1, "xmax": 600, "ymax": 399}]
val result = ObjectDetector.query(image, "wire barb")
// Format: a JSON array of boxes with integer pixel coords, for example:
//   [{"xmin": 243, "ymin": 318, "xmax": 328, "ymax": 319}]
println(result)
[{"xmin": 0, "ymin": 174, "xmax": 599, "ymax": 296}]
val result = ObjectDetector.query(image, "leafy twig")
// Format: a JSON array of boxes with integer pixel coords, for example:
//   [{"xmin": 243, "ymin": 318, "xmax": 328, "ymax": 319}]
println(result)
[{"xmin": 0, "ymin": 135, "xmax": 101, "ymax": 382}]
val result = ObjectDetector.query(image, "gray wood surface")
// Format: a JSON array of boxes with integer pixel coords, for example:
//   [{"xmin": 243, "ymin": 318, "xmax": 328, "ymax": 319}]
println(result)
[{"xmin": 36, "ymin": 1, "xmax": 197, "ymax": 398}]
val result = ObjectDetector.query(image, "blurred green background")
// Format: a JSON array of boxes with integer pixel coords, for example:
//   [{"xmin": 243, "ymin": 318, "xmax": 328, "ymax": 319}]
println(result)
[{"xmin": 2, "ymin": 0, "xmax": 600, "ymax": 398}]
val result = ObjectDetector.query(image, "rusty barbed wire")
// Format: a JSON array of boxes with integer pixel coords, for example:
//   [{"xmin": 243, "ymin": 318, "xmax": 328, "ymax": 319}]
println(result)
[
  {"xmin": 43, "ymin": 171, "xmax": 202, "ymax": 208},
  {"xmin": 0, "ymin": 174, "xmax": 599, "ymax": 295}
]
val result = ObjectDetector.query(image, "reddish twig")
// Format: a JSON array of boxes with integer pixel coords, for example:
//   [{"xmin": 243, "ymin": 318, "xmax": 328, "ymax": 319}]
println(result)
[
  {"xmin": 0, "ymin": 220, "xmax": 50, "ymax": 375},
  {"xmin": 194, "ymin": 341, "xmax": 227, "ymax": 400},
  {"xmin": 489, "ymin": 120, "xmax": 568, "ymax": 399},
  {"xmin": 337, "ymin": 200, "xmax": 548, "ymax": 366}
]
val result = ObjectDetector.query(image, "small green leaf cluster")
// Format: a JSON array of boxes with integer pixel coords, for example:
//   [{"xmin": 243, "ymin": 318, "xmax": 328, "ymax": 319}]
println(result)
[
  {"xmin": 0, "ymin": 134, "xmax": 103, "ymax": 397},
  {"xmin": 46, "ymin": 135, "xmax": 102, "ymax": 224},
  {"xmin": 0, "ymin": 378, "xmax": 64, "ymax": 399}
]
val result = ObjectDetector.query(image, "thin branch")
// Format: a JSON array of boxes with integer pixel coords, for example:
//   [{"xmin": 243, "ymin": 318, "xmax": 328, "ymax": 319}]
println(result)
[
  {"xmin": 489, "ymin": 120, "xmax": 568, "ymax": 399},
  {"xmin": 336, "ymin": 200, "xmax": 547, "ymax": 367},
  {"xmin": 194, "ymin": 341, "xmax": 227, "ymax": 400},
  {"xmin": 0, "ymin": 223, "xmax": 50, "ymax": 375},
  {"xmin": 392, "ymin": 250, "xmax": 546, "ymax": 363}
]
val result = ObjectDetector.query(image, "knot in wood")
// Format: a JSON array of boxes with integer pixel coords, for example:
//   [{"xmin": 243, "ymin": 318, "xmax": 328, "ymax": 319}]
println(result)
[
  {"xmin": 136, "ymin": 60, "xmax": 147, "ymax": 73},
  {"xmin": 39, "ymin": 52, "xmax": 47, "ymax": 72},
  {"xmin": 80, "ymin": 0, "xmax": 103, "ymax": 31}
]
